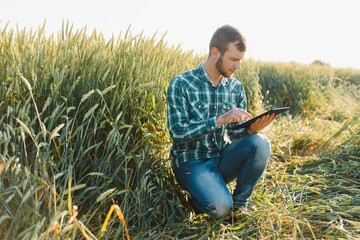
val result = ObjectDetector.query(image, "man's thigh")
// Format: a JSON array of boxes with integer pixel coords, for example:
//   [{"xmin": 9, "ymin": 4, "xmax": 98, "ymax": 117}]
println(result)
[
  {"xmin": 219, "ymin": 134, "xmax": 271, "ymax": 183},
  {"xmin": 173, "ymin": 158, "xmax": 232, "ymax": 213}
]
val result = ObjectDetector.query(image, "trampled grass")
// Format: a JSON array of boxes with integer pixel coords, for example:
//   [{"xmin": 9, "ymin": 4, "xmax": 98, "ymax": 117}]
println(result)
[{"xmin": 0, "ymin": 22, "xmax": 359, "ymax": 239}]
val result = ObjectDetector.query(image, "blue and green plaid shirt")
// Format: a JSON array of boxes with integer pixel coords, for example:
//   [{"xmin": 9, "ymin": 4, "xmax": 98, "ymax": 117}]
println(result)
[{"xmin": 167, "ymin": 63, "xmax": 249, "ymax": 168}]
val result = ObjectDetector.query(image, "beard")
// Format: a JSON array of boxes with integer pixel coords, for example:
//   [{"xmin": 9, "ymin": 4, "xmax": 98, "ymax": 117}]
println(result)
[{"xmin": 215, "ymin": 56, "xmax": 232, "ymax": 78}]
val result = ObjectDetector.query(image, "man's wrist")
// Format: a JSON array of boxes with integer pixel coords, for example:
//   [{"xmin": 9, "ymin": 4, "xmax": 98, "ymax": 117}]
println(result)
[
  {"xmin": 247, "ymin": 128, "xmax": 257, "ymax": 134},
  {"xmin": 216, "ymin": 116, "xmax": 224, "ymax": 127}
]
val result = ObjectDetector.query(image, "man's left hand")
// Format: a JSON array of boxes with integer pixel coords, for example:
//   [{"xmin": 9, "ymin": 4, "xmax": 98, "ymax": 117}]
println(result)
[{"xmin": 248, "ymin": 113, "xmax": 277, "ymax": 134}]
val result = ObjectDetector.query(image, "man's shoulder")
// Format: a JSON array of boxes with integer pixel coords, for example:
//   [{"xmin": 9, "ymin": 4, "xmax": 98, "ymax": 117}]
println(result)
[
  {"xmin": 177, "ymin": 66, "xmax": 199, "ymax": 78},
  {"xmin": 227, "ymin": 77, "xmax": 244, "ymax": 88},
  {"xmin": 170, "ymin": 67, "xmax": 200, "ymax": 85}
]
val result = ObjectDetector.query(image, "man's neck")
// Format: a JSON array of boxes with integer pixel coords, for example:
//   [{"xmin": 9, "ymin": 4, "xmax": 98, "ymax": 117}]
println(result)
[{"xmin": 203, "ymin": 60, "xmax": 222, "ymax": 86}]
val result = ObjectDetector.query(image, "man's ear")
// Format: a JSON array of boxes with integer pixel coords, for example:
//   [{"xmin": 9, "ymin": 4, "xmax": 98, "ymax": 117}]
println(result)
[{"xmin": 210, "ymin": 47, "xmax": 220, "ymax": 60}]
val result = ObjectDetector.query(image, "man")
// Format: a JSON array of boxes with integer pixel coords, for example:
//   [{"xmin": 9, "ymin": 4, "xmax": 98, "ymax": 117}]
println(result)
[{"xmin": 166, "ymin": 25, "xmax": 276, "ymax": 219}]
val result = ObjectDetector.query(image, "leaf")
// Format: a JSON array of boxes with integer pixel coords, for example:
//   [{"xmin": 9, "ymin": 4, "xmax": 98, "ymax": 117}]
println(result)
[
  {"xmin": 102, "ymin": 84, "xmax": 116, "ymax": 95},
  {"xmin": 80, "ymin": 89, "xmax": 95, "ymax": 103},
  {"xmin": 15, "ymin": 118, "xmax": 34, "ymax": 139},
  {"xmin": 115, "ymin": 112, "xmax": 123, "ymax": 122},
  {"xmin": 67, "ymin": 167, "xmax": 72, "ymax": 213},
  {"xmin": 96, "ymin": 188, "xmax": 116, "ymax": 203},
  {"xmin": 87, "ymin": 172, "xmax": 105, "ymax": 177},
  {"xmin": 0, "ymin": 215, "xmax": 12, "ymax": 225},
  {"xmin": 50, "ymin": 123, "xmax": 65, "ymax": 140},
  {"xmin": 83, "ymin": 104, "xmax": 99, "ymax": 121},
  {"xmin": 67, "ymin": 106, "xmax": 76, "ymax": 113},
  {"xmin": 18, "ymin": 73, "xmax": 32, "ymax": 91}
]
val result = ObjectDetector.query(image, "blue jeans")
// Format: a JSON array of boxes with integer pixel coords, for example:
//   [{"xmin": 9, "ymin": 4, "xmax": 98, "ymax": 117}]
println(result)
[{"xmin": 172, "ymin": 134, "xmax": 271, "ymax": 219}]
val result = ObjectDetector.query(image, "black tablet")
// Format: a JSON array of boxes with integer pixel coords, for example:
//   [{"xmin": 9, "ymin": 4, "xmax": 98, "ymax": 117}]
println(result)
[{"xmin": 228, "ymin": 107, "xmax": 290, "ymax": 130}]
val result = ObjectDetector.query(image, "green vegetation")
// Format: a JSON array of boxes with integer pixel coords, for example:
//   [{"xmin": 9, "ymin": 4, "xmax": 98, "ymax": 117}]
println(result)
[{"xmin": 0, "ymin": 22, "xmax": 359, "ymax": 239}]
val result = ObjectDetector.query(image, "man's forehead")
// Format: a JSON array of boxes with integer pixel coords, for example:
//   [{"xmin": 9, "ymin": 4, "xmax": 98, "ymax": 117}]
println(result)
[{"xmin": 225, "ymin": 43, "xmax": 245, "ymax": 59}]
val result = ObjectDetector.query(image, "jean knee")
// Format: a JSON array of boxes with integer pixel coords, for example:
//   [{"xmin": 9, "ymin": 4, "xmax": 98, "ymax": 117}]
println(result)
[
  {"xmin": 250, "ymin": 134, "xmax": 271, "ymax": 157},
  {"xmin": 207, "ymin": 197, "xmax": 233, "ymax": 219}
]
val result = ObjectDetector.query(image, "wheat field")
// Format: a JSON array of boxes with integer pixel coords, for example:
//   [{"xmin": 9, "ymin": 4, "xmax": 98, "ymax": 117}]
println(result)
[{"xmin": 0, "ymin": 22, "xmax": 359, "ymax": 239}]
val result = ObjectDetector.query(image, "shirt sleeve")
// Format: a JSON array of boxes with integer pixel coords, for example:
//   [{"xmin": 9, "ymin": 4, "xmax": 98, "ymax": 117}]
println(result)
[
  {"xmin": 227, "ymin": 83, "xmax": 250, "ymax": 140},
  {"xmin": 167, "ymin": 78, "xmax": 217, "ymax": 143}
]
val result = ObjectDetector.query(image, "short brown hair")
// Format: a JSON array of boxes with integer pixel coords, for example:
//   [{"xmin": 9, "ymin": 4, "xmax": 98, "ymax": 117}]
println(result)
[{"xmin": 209, "ymin": 25, "xmax": 247, "ymax": 55}]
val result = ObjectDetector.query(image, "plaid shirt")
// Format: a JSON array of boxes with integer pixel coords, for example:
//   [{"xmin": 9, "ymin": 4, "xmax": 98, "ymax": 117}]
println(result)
[{"xmin": 167, "ymin": 63, "xmax": 249, "ymax": 168}]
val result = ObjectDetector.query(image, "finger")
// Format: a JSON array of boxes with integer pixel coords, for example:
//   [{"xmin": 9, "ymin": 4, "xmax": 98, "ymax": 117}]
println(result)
[
  {"xmin": 262, "ymin": 114, "xmax": 276, "ymax": 125},
  {"xmin": 267, "ymin": 113, "xmax": 277, "ymax": 122},
  {"xmin": 234, "ymin": 108, "xmax": 252, "ymax": 118},
  {"xmin": 261, "ymin": 113, "xmax": 275, "ymax": 123}
]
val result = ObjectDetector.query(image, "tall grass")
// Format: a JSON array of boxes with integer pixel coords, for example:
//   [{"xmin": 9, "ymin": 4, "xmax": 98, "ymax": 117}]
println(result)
[
  {"xmin": 0, "ymin": 21, "xmax": 198, "ymax": 239},
  {"xmin": 258, "ymin": 62, "xmax": 360, "ymax": 120},
  {"xmin": 0, "ymin": 22, "xmax": 359, "ymax": 239}
]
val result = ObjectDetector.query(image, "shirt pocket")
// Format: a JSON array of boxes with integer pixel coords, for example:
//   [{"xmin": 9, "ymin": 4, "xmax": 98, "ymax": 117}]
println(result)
[
  {"xmin": 189, "ymin": 100, "xmax": 209, "ymax": 120},
  {"xmin": 220, "ymin": 103, "xmax": 234, "ymax": 115}
]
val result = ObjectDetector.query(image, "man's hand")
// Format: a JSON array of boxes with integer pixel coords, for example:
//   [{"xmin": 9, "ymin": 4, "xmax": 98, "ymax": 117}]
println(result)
[
  {"xmin": 216, "ymin": 108, "xmax": 252, "ymax": 126},
  {"xmin": 248, "ymin": 113, "xmax": 277, "ymax": 134}
]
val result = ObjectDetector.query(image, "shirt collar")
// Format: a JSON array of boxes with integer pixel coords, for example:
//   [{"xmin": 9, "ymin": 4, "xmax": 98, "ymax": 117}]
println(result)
[
  {"xmin": 198, "ymin": 63, "xmax": 229, "ymax": 87},
  {"xmin": 221, "ymin": 77, "xmax": 229, "ymax": 86}
]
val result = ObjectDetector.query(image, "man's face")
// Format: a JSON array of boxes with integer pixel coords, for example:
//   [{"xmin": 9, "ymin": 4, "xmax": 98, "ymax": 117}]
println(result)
[{"xmin": 215, "ymin": 42, "xmax": 245, "ymax": 78}]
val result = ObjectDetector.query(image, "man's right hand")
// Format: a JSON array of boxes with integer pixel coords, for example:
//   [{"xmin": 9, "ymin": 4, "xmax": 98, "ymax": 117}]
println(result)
[{"xmin": 216, "ymin": 108, "xmax": 252, "ymax": 126}]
